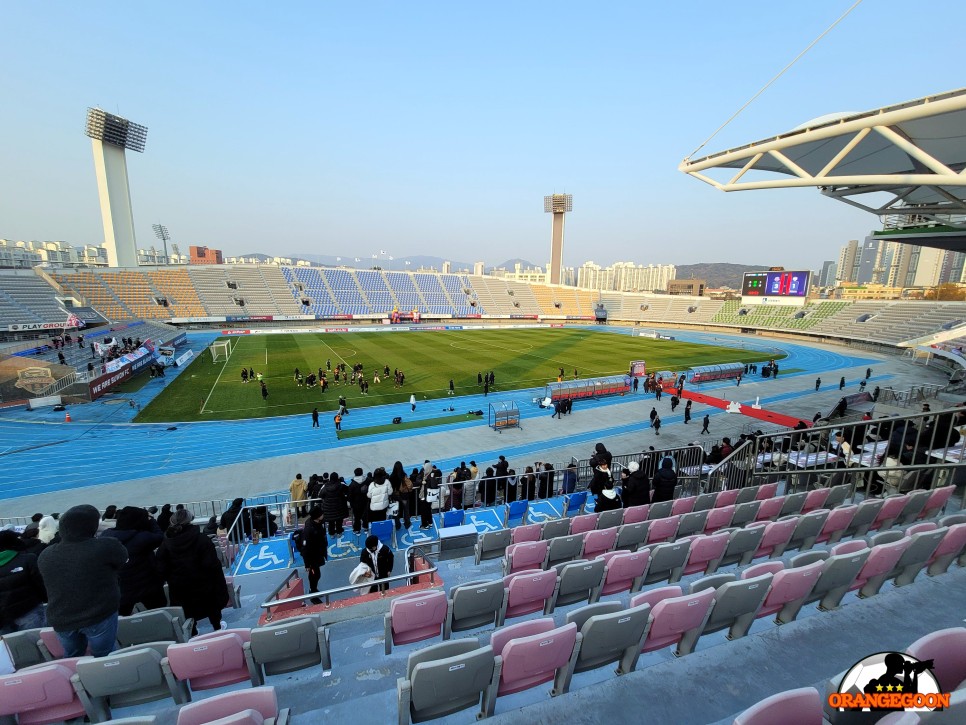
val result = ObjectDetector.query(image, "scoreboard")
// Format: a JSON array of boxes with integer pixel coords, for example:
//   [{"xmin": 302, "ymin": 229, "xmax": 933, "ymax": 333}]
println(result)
[{"xmin": 741, "ymin": 270, "xmax": 810, "ymax": 304}]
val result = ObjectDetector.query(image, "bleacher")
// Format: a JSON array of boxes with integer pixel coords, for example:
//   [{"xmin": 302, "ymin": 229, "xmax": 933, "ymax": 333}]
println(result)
[{"xmin": 0, "ymin": 270, "xmax": 69, "ymax": 327}]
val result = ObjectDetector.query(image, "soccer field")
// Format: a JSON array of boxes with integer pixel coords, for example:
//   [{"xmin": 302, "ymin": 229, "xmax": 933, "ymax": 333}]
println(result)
[{"xmin": 135, "ymin": 328, "xmax": 776, "ymax": 423}]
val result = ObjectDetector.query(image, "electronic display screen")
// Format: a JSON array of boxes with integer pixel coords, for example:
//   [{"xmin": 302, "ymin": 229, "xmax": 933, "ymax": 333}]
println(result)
[{"xmin": 742, "ymin": 271, "xmax": 810, "ymax": 297}]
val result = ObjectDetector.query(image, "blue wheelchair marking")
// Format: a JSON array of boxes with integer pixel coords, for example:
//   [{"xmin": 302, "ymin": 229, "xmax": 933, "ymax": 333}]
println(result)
[
  {"xmin": 234, "ymin": 539, "xmax": 291, "ymax": 576},
  {"xmin": 527, "ymin": 500, "xmax": 561, "ymax": 523},
  {"xmin": 465, "ymin": 509, "xmax": 503, "ymax": 533}
]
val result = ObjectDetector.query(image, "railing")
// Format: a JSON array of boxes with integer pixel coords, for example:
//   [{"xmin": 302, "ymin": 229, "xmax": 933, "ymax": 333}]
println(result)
[
  {"xmin": 880, "ymin": 384, "xmax": 945, "ymax": 408},
  {"xmin": 259, "ymin": 543, "xmax": 439, "ymax": 620},
  {"xmin": 35, "ymin": 371, "xmax": 78, "ymax": 397}
]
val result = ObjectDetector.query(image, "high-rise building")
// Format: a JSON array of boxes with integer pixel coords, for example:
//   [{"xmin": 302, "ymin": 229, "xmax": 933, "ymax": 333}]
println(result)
[
  {"xmin": 441, "ymin": 260, "xmax": 452, "ymax": 274},
  {"xmin": 818, "ymin": 260, "xmax": 837, "ymax": 287},
  {"xmin": 836, "ymin": 240, "xmax": 860, "ymax": 283},
  {"xmin": 473, "ymin": 261, "xmax": 485, "ymax": 276},
  {"xmin": 190, "ymin": 246, "xmax": 224, "ymax": 265}
]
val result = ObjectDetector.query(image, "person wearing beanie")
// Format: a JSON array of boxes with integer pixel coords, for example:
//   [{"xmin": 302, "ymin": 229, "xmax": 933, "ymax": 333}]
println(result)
[
  {"xmin": 100, "ymin": 506, "xmax": 166, "ymax": 616},
  {"xmin": 37, "ymin": 504, "xmax": 127, "ymax": 656},
  {"xmin": 360, "ymin": 534, "xmax": 394, "ymax": 594},
  {"xmin": 157, "ymin": 509, "xmax": 228, "ymax": 636},
  {"xmin": 38, "ymin": 515, "xmax": 59, "ymax": 545},
  {"xmin": 300, "ymin": 506, "xmax": 328, "ymax": 604},
  {"xmin": 622, "ymin": 460, "xmax": 651, "ymax": 508},
  {"xmin": 595, "ymin": 479, "xmax": 623, "ymax": 513},
  {"xmin": 0, "ymin": 529, "xmax": 47, "ymax": 634}
]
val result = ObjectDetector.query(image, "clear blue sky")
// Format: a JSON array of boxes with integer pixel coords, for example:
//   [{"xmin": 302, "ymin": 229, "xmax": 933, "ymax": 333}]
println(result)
[{"xmin": 2, "ymin": 1, "xmax": 964, "ymax": 269}]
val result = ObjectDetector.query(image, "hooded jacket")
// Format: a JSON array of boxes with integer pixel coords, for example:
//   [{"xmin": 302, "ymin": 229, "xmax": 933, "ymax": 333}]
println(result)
[
  {"xmin": 38, "ymin": 504, "xmax": 127, "ymax": 631},
  {"xmin": 590, "ymin": 465, "xmax": 613, "ymax": 497},
  {"xmin": 321, "ymin": 479, "xmax": 349, "ymax": 521},
  {"xmin": 99, "ymin": 507, "xmax": 164, "ymax": 603},
  {"xmin": 651, "ymin": 459, "xmax": 678, "ymax": 503},
  {"xmin": 622, "ymin": 461, "xmax": 651, "ymax": 507},
  {"xmin": 156, "ymin": 522, "xmax": 228, "ymax": 615},
  {"xmin": 0, "ymin": 531, "xmax": 47, "ymax": 625}
]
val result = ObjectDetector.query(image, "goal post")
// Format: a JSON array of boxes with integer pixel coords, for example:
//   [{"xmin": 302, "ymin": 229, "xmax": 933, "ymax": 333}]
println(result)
[{"xmin": 210, "ymin": 339, "xmax": 234, "ymax": 363}]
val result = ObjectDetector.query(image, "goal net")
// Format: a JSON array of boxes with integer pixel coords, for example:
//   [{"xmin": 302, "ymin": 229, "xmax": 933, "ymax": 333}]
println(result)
[{"xmin": 210, "ymin": 339, "xmax": 234, "ymax": 363}]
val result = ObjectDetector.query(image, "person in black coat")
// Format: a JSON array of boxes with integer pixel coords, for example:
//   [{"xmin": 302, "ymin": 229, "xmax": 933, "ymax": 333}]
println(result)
[
  {"xmin": 360, "ymin": 535, "xmax": 394, "ymax": 593},
  {"xmin": 156, "ymin": 510, "xmax": 228, "ymax": 636},
  {"xmin": 156, "ymin": 504, "xmax": 174, "ymax": 532},
  {"xmin": 479, "ymin": 467, "xmax": 498, "ymax": 507},
  {"xmin": 589, "ymin": 462, "xmax": 613, "ymax": 497},
  {"xmin": 219, "ymin": 498, "xmax": 245, "ymax": 536},
  {"xmin": 590, "ymin": 443, "xmax": 612, "ymax": 469},
  {"xmin": 300, "ymin": 507, "xmax": 328, "ymax": 604},
  {"xmin": 100, "ymin": 506, "xmax": 166, "ymax": 616},
  {"xmin": 320, "ymin": 473, "xmax": 348, "ymax": 536},
  {"xmin": 651, "ymin": 457, "xmax": 678, "ymax": 503},
  {"xmin": 622, "ymin": 461, "xmax": 650, "ymax": 507},
  {"xmin": 0, "ymin": 530, "xmax": 48, "ymax": 634},
  {"xmin": 347, "ymin": 468, "xmax": 370, "ymax": 534},
  {"xmin": 595, "ymin": 484, "xmax": 622, "ymax": 513}
]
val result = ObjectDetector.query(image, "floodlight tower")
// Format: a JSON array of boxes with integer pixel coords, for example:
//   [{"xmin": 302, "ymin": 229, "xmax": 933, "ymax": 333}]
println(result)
[
  {"xmin": 544, "ymin": 194, "xmax": 572, "ymax": 285},
  {"xmin": 152, "ymin": 224, "xmax": 170, "ymax": 265},
  {"xmin": 85, "ymin": 108, "xmax": 148, "ymax": 268}
]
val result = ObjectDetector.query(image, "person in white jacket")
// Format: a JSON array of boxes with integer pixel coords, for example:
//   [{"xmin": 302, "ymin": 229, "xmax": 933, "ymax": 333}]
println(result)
[{"xmin": 367, "ymin": 467, "xmax": 392, "ymax": 522}]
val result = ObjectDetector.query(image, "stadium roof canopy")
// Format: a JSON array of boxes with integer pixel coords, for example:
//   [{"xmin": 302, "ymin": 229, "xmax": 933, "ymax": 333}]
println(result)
[{"xmin": 679, "ymin": 88, "xmax": 966, "ymax": 251}]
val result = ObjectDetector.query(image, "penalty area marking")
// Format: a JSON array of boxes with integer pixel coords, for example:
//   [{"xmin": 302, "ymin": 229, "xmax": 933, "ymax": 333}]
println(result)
[{"xmin": 201, "ymin": 336, "xmax": 243, "ymax": 414}]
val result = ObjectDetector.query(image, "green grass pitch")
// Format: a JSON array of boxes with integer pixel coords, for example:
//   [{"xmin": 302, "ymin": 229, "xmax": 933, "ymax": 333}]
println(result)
[{"xmin": 135, "ymin": 328, "xmax": 775, "ymax": 423}]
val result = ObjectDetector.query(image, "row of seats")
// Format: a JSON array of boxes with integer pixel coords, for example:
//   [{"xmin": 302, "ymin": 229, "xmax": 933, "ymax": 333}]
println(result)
[
  {"xmin": 0, "ymin": 615, "xmax": 327, "ymax": 723},
  {"xmin": 737, "ymin": 626, "xmax": 966, "ymax": 724},
  {"xmin": 396, "ymin": 519, "xmax": 966, "ymax": 724}
]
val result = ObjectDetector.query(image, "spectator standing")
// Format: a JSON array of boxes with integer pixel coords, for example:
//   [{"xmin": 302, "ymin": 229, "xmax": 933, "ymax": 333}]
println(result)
[
  {"xmin": 100, "ymin": 506, "xmax": 166, "ymax": 616},
  {"xmin": 560, "ymin": 462, "xmax": 577, "ymax": 495},
  {"xmin": 622, "ymin": 461, "xmax": 650, "ymax": 507},
  {"xmin": 321, "ymin": 472, "xmax": 348, "ymax": 537},
  {"xmin": 479, "ymin": 467, "xmax": 498, "ymax": 506},
  {"xmin": 651, "ymin": 458, "xmax": 678, "ymax": 503},
  {"xmin": 300, "ymin": 506, "xmax": 328, "ymax": 605},
  {"xmin": 290, "ymin": 474, "xmax": 308, "ymax": 519},
  {"xmin": 653, "ymin": 415, "xmax": 662, "ymax": 435},
  {"xmin": 38, "ymin": 515, "xmax": 59, "ymax": 545},
  {"xmin": 348, "ymin": 468, "xmax": 370, "ymax": 534},
  {"xmin": 360, "ymin": 535, "xmax": 394, "ymax": 594},
  {"xmin": 595, "ymin": 480, "xmax": 622, "ymax": 513},
  {"xmin": 367, "ymin": 468, "xmax": 392, "ymax": 522},
  {"xmin": 684, "ymin": 400, "xmax": 692, "ymax": 424},
  {"xmin": 38, "ymin": 504, "xmax": 127, "ymax": 656},
  {"xmin": 389, "ymin": 461, "xmax": 414, "ymax": 531},
  {"xmin": 0, "ymin": 529, "xmax": 47, "ymax": 634},
  {"xmin": 589, "ymin": 460, "xmax": 613, "ymax": 498},
  {"xmin": 417, "ymin": 469, "xmax": 439, "ymax": 530},
  {"xmin": 156, "ymin": 509, "xmax": 229, "ymax": 636},
  {"xmin": 157, "ymin": 504, "xmax": 174, "ymax": 532},
  {"xmin": 701, "ymin": 415, "xmax": 710, "ymax": 434}
]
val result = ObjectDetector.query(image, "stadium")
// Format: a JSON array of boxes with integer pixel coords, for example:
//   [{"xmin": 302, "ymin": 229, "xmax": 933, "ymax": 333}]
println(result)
[{"xmin": 2, "ymin": 10, "xmax": 966, "ymax": 725}]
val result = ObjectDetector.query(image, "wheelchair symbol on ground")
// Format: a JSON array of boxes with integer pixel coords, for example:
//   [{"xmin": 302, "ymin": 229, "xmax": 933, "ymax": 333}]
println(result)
[
  {"xmin": 328, "ymin": 536, "xmax": 361, "ymax": 561},
  {"xmin": 527, "ymin": 501, "xmax": 561, "ymax": 523},
  {"xmin": 237, "ymin": 540, "xmax": 290, "ymax": 575},
  {"xmin": 398, "ymin": 526, "xmax": 439, "ymax": 548},
  {"xmin": 467, "ymin": 510, "xmax": 503, "ymax": 533}
]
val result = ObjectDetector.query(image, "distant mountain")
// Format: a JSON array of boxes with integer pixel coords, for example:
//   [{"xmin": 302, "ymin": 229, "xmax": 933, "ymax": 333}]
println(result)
[
  {"xmin": 675, "ymin": 263, "xmax": 773, "ymax": 289},
  {"xmin": 493, "ymin": 258, "xmax": 538, "ymax": 272}
]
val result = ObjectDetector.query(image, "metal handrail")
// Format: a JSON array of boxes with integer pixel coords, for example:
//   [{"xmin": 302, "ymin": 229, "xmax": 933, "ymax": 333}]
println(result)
[{"xmin": 259, "ymin": 543, "xmax": 440, "ymax": 619}]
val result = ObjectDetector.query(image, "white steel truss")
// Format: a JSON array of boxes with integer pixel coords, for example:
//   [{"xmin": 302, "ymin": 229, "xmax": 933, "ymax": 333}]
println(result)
[{"xmin": 679, "ymin": 88, "xmax": 966, "ymax": 227}]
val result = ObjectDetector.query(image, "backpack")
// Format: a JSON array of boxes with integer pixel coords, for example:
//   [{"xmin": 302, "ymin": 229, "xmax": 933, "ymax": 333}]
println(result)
[{"xmin": 292, "ymin": 528, "xmax": 305, "ymax": 557}]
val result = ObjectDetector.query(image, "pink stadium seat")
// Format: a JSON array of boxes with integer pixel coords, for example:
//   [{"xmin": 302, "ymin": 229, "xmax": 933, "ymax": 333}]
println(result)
[
  {"xmin": 492, "ymin": 620, "xmax": 579, "ymax": 696},
  {"xmin": 853, "ymin": 539, "xmax": 911, "ymax": 595},
  {"xmin": 906, "ymin": 627, "xmax": 966, "ymax": 691},
  {"xmin": 504, "ymin": 541, "xmax": 550, "ymax": 575},
  {"xmin": 704, "ymin": 505, "xmax": 735, "ymax": 533},
  {"xmin": 815, "ymin": 504, "xmax": 857, "ymax": 545},
  {"xmin": 490, "ymin": 618, "xmax": 555, "ymax": 661},
  {"xmin": 905, "ymin": 522, "xmax": 937, "ymax": 536},
  {"xmin": 632, "ymin": 586, "xmax": 715, "ymax": 655},
  {"xmin": 829, "ymin": 540, "xmax": 867, "ymax": 556},
  {"xmin": 177, "ymin": 686, "xmax": 283, "ymax": 725},
  {"xmin": 569, "ymin": 513, "xmax": 598, "ymax": 535},
  {"xmin": 622, "ymin": 505, "xmax": 650, "ymax": 524},
  {"xmin": 753, "ymin": 560, "xmax": 823, "ymax": 619},
  {"xmin": 385, "ymin": 590, "xmax": 449, "ymax": 653},
  {"xmin": 870, "ymin": 495, "xmax": 909, "ymax": 531},
  {"xmin": 597, "ymin": 550, "xmax": 650, "ymax": 596},
  {"xmin": 741, "ymin": 561, "xmax": 785, "ymax": 579},
  {"xmin": 753, "ymin": 518, "xmax": 798, "ymax": 559},
  {"xmin": 0, "ymin": 660, "xmax": 86, "ymax": 725},
  {"xmin": 754, "ymin": 496, "xmax": 784, "ymax": 522},
  {"xmin": 920, "ymin": 485, "xmax": 955, "ymax": 520},
  {"xmin": 37, "ymin": 628, "xmax": 91, "ymax": 660},
  {"xmin": 581, "ymin": 528, "xmax": 617, "ymax": 559},
  {"xmin": 630, "ymin": 585, "xmax": 682, "ymax": 612},
  {"xmin": 162, "ymin": 632, "xmax": 255, "ymax": 692},
  {"xmin": 646, "ymin": 515, "xmax": 680, "ymax": 544},
  {"xmin": 714, "ymin": 489, "xmax": 740, "ymax": 508},
  {"xmin": 511, "ymin": 524, "xmax": 542, "ymax": 544},
  {"xmin": 671, "ymin": 496, "xmax": 696, "ymax": 516},
  {"xmin": 926, "ymin": 523, "xmax": 966, "ymax": 576},
  {"xmin": 681, "ymin": 531, "xmax": 730, "ymax": 575},
  {"xmin": 503, "ymin": 569, "xmax": 559, "ymax": 620},
  {"xmin": 801, "ymin": 487, "xmax": 830, "ymax": 514},
  {"xmin": 755, "ymin": 483, "xmax": 779, "ymax": 500},
  {"xmin": 733, "ymin": 686, "xmax": 824, "ymax": 725}
]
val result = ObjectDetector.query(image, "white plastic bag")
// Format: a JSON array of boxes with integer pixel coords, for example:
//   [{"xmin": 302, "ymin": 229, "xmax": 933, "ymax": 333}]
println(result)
[{"xmin": 349, "ymin": 563, "xmax": 374, "ymax": 595}]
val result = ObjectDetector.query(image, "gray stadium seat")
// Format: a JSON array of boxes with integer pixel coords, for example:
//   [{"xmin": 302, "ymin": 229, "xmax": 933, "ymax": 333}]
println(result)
[
  {"xmin": 561, "ymin": 601, "xmax": 651, "ymax": 687},
  {"xmin": 564, "ymin": 601, "xmax": 622, "ymax": 632},
  {"xmin": 730, "ymin": 501, "xmax": 761, "ymax": 528},
  {"xmin": 788, "ymin": 550, "xmax": 828, "ymax": 568},
  {"xmin": 595, "ymin": 508, "xmax": 624, "ymax": 530},
  {"xmin": 445, "ymin": 579, "xmax": 508, "ymax": 639},
  {"xmin": 647, "ymin": 500, "xmax": 674, "ymax": 520},
  {"xmin": 1, "ymin": 627, "xmax": 45, "ymax": 669},
  {"xmin": 676, "ymin": 510, "xmax": 710, "ymax": 539},
  {"xmin": 545, "ymin": 534, "xmax": 585, "ymax": 569},
  {"xmin": 396, "ymin": 640, "xmax": 500, "ymax": 724},
  {"xmin": 642, "ymin": 540, "xmax": 691, "ymax": 585},
  {"xmin": 475, "ymin": 529, "xmax": 511, "ymax": 564},
  {"xmin": 896, "ymin": 489, "xmax": 930, "ymax": 525},
  {"xmin": 72, "ymin": 642, "xmax": 184, "ymax": 722},
  {"xmin": 823, "ymin": 483, "xmax": 852, "ymax": 510},
  {"xmin": 541, "ymin": 519, "xmax": 571, "ymax": 540},
  {"xmin": 615, "ymin": 521, "xmax": 650, "ymax": 551},
  {"xmin": 718, "ymin": 525, "xmax": 766, "ymax": 567},
  {"xmin": 844, "ymin": 498, "xmax": 884, "ymax": 538},
  {"xmin": 786, "ymin": 509, "xmax": 830, "ymax": 552},
  {"xmin": 244, "ymin": 615, "xmax": 331, "ymax": 685},
  {"xmin": 892, "ymin": 527, "xmax": 947, "ymax": 587},
  {"xmin": 867, "ymin": 529, "xmax": 905, "ymax": 547},
  {"xmin": 778, "ymin": 491, "xmax": 806, "ymax": 517},
  {"xmin": 116, "ymin": 610, "xmax": 189, "ymax": 648},
  {"xmin": 734, "ymin": 486, "xmax": 759, "ymax": 506},
  {"xmin": 692, "ymin": 493, "xmax": 718, "ymax": 512},
  {"xmin": 680, "ymin": 572, "xmax": 772, "ymax": 651},
  {"xmin": 553, "ymin": 559, "xmax": 606, "ymax": 607},
  {"xmin": 790, "ymin": 548, "xmax": 870, "ymax": 619}
]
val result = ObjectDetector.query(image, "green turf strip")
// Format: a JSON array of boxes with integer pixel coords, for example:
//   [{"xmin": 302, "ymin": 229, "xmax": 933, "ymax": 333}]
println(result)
[
  {"xmin": 335, "ymin": 413, "xmax": 480, "ymax": 439},
  {"xmin": 136, "ymin": 328, "xmax": 781, "ymax": 423}
]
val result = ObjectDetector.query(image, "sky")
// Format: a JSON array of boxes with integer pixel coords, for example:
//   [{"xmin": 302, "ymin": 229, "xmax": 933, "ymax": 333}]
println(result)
[{"xmin": 2, "ymin": 0, "xmax": 965, "ymax": 270}]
